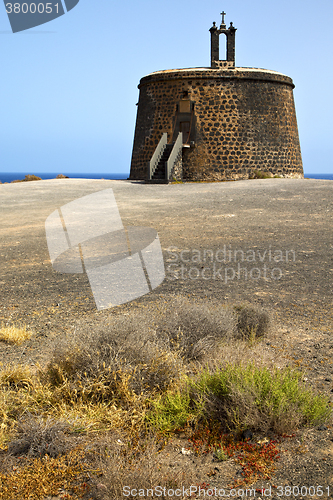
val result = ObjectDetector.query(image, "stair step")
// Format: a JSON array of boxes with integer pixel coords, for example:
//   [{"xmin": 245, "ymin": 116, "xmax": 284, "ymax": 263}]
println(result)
[{"xmin": 151, "ymin": 143, "xmax": 175, "ymax": 181}]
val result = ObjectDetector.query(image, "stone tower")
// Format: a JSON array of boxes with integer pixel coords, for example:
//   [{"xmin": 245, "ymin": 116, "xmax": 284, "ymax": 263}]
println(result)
[{"xmin": 129, "ymin": 13, "xmax": 303, "ymax": 182}]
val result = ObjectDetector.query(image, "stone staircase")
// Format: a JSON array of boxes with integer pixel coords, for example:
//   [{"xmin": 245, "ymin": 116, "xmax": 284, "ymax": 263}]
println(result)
[
  {"xmin": 149, "ymin": 144, "xmax": 173, "ymax": 182},
  {"xmin": 146, "ymin": 132, "xmax": 183, "ymax": 183}
]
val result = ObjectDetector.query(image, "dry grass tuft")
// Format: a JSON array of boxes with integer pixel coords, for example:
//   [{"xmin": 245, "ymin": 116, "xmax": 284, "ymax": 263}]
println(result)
[
  {"xmin": 0, "ymin": 325, "xmax": 32, "ymax": 345},
  {"xmin": 235, "ymin": 304, "xmax": 271, "ymax": 339},
  {"xmin": 0, "ymin": 447, "xmax": 94, "ymax": 499},
  {"xmin": 0, "ymin": 363, "xmax": 34, "ymax": 390}
]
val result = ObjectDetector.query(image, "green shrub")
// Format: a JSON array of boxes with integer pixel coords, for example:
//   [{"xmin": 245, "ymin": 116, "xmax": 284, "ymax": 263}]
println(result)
[
  {"xmin": 148, "ymin": 363, "xmax": 331, "ymax": 435},
  {"xmin": 146, "ymin": 389, "xmax": 195, "ymax": 432},
  {"xmin": 213, "ymin": 446, "xmax": 229, "ymax": 461}
]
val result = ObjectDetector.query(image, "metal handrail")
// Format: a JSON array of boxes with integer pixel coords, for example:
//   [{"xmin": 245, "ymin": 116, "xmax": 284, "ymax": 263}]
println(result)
[
  {"xmin": 148, "ymin": 133, "xmax": 167, "ymax": 180},
  {"xmin": 166, "ymin": 132, "xmax": 183, "ymax": 180}
]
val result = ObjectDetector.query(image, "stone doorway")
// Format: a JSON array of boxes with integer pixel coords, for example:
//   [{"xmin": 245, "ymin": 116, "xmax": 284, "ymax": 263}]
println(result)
[{"xmin": 180, "ymin": 121, "xmax": 190, "ymax": 144}]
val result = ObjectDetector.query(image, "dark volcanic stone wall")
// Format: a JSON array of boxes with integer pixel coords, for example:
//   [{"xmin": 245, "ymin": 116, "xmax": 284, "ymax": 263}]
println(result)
[{"xmin": 129, "ymin": 68, "xmax": 303, "ymax": 181}]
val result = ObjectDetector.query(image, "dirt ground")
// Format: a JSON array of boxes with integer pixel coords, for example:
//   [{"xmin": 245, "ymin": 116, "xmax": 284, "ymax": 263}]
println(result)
[{"xmin": 0, "ymin": 177, "xmax": 333, "ymax": 497}]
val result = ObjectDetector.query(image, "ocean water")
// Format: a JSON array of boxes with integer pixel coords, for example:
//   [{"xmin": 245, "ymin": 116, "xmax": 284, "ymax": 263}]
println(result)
[
  {"xmin": 304, "ymin": 173, "xmax": 333, "ymax": 180},
  {"xmin": 0, "ymin": 172, "xmax": 129, "ymax": 183},
  {"xmin": 0, "ymin": 172, "xmax": 332, "ymax": 183}
]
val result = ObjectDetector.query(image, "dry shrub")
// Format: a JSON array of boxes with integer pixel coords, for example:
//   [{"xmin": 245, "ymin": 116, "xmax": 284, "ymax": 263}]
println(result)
[
  {"xmin": 90, "ymin": 435, "xmax": 196, "ymax": 500},
  {"xmin": 43, "ymin": 311, "xmax": 183, "ymax": 404},
  {"xmin": 7, "ymin": 415, "xmax": 71, "ymax": 458},
  {"xmin": 155, "ymin": 296, "xmax": 236, "ymax": 361},
  {"xmin": 204, "ymin": 337, "xmax": 283, "ymax": 372},
  {"xmin": 10, "ymin": 175, "xmax": 42, "ymax": 183},
  {"xmin": 235, "ymin": 304, "xmax": 271, "ymax": 339},
  {"xmin": 43, "ymin": 297, "xmax": 272, "ymax": 406},
  {"xmin": 23, "ymin": 174, "xmax": 42, "ymax": 181}
]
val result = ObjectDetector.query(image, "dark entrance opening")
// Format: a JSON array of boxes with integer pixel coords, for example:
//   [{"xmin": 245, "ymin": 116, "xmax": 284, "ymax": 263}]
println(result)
[{"xmin": 180, "ymin": 121, "xmax": 190, "ymax": 144}]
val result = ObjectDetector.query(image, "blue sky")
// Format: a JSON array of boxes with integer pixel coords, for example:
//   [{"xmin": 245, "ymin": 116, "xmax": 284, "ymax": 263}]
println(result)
[{"xmin": 0, "ymin": 0, "xmax": 332, "ymax": 176}]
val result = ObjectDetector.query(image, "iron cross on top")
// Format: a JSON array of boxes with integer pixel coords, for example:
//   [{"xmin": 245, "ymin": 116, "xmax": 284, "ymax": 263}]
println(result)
[{"xmin": 220, "ymin": 11, "xmax": 226, "ymax": 25}]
